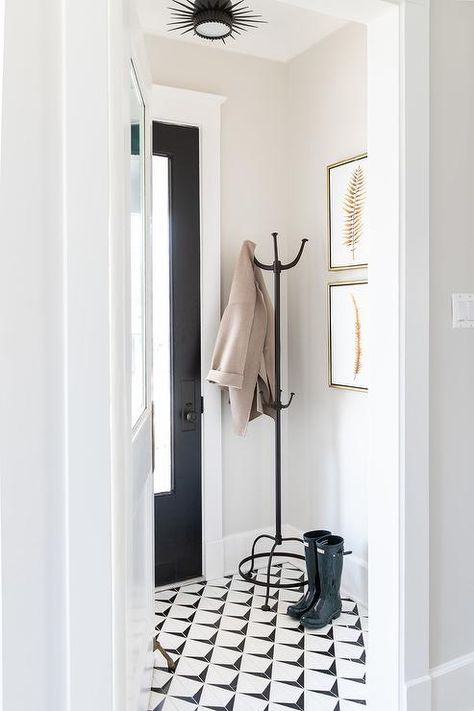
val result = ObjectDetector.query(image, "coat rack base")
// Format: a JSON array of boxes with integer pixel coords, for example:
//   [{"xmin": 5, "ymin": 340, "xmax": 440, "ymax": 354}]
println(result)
[{"xmin": 238, "ymin": 534, "xmax": 307, "ymax": 611}]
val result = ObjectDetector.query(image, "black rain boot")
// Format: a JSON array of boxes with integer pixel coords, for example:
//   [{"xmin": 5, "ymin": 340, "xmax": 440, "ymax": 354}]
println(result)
[
  {"xmin": 286, "ymin": 529, "xmax": 331, "ymax": 619},
  {"xmin": 300, "ymin": 535, "xmax": 346, "ymax": 629}
]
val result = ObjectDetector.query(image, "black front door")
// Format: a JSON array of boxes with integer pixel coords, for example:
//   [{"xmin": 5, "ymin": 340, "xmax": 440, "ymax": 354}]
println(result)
[{"xmin": 152, "ymin": 121, "xmax": 202, "ymax": 587}]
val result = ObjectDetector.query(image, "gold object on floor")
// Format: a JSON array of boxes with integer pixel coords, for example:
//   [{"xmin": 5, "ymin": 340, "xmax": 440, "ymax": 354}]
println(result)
[{"xmin": 153, "ymin": 636, "xmax": 176, "ymax": 673}]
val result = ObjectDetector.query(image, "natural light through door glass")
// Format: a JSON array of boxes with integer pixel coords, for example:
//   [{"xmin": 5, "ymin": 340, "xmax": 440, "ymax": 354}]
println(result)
[{"xmin": 153, "ymin": 155, "xmax": 172, "ymax": 494}]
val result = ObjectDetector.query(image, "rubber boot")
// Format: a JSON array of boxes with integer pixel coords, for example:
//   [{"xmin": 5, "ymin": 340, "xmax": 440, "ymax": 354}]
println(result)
[
  {"xmin": 300, "ymin": 535, "xmax": 345, "ymax": 629},
  {"xmin": 286, "ymin": 529, "xmax": 331, "ymax": 619}
]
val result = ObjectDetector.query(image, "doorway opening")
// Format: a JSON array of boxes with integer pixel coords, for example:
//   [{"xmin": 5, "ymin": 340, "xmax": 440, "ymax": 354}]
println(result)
[
  {"xmin": 149, "ymin": 15, "xmax": 372, "ymax": 704},
  {"xmin": 125, "ymin": 1, "xmax": 430, "ymax": 709}
]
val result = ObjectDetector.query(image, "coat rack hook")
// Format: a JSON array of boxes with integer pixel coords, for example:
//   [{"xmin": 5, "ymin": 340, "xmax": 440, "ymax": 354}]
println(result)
[
  {"xmin": 272, "ymin": 232, "xmax": 279, "ymax": 262},
  {"xmin": 281, "ymin": 392, "xmax": 295, "ymax": 410},
  {"xmin": 281, "ymin": 238, "xmax": 309, "ymax": 271},
  {"xmin": 254, "ymin": 232, "xmax": 281, "ymax": 270}
]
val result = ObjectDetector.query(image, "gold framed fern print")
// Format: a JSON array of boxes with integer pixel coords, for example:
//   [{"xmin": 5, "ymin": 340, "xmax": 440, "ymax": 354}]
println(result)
[
  {"xmin": 328, "ymin": 280, "xmax": 368, "ymax": 392},
  {"xmin": 327, "ymin": 153, "xmax": 368, "ymax": 271}
]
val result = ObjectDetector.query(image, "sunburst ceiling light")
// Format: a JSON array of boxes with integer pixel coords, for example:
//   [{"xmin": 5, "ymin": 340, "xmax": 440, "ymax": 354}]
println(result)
[{"xmin": 168, "ymin": 0, "xmax": 265, "ymax": 43}]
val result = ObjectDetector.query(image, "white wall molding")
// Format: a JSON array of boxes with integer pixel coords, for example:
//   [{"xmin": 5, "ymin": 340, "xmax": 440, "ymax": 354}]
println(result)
[
  {"xmin": 151, "ymin": 85, "xmax": 226, "ymax": 583},
  {"xmin": 406, "ymin": 652, "xmax": 474, "ymax": 711},
  {"xmin": 367, "ymin": 7, "xmax": 402, "ymax": 709},
  {"xmin": 341, "ymin": 555, "xmax": 368, "ymax": 609},
  {"xmin": 430, "ymin": 651, "xmax": 474, "ymax": 711},
  {"xmin": 398, "ymin": 2, "xmax": 431, "ymax": 710},
  {"xmin": 405, "ymin": 674, "xmax": 432, "ymax": 711}
]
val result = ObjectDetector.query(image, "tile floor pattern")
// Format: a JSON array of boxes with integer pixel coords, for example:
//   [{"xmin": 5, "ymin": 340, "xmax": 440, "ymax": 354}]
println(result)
[{"xmin": 149, "ymin": 563, "xmax": 368, "ymax": 711}]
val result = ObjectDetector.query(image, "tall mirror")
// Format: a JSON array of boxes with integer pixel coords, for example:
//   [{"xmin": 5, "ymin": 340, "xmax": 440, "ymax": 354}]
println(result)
[{"xmin": 130, "ymin": 63, "xmax": 146, "ymax": 427}]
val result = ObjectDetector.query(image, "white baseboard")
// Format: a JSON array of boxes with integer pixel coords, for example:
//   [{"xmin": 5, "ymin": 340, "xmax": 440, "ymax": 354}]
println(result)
[
  {"xmin": 204, "ymin": 538, "xmax": 225, "ymax": 581},
  {"xmin": 405, "ymin": 674, "xmax": 432, "ymax": 711},
  {"xmin": 430, "ymin": 651, "xmax": 474, "ymax": 711},
  {"xmin": 341, "ymin": 553, "xmax": 368, "ymax": 609},
  {"xmin": 282, "ymin": 524, "xmax": 308, "ymax": 558},
  {"xmin": 223, "ymin": 526, "xmax": 277, "ymax": 575},
  {"xmin": 405, "ymin": 651, "xmax": 474, "ymax": 711},
  {"xmin": 222, "ymin": 524, "xmax": 308, "ymax": 576}
]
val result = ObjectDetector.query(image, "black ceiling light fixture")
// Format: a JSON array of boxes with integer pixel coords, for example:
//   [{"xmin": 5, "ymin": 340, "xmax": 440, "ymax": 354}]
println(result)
[{"xmin": 168, "ymin": 0, "xmax": 265, "ymax": 43}]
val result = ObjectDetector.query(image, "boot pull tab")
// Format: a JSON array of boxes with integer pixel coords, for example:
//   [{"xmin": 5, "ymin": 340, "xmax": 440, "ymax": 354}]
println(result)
[{"xmin": 318, "ymin": 549, "xmax": 352, "ymax": 557}]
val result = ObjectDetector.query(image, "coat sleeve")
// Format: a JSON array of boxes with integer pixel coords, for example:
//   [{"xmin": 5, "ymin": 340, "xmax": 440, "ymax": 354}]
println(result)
[
  {"xmin": 207, "ymin": 301, "xmax": 256, "ymax": 389},
  {"xmin": 207, "ymin": 242, "xmax": 257, "ymax": 389}
]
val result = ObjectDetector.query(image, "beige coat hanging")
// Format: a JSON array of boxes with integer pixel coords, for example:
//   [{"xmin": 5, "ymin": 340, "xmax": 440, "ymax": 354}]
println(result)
[{"xmin": 207, "ymin": 240, "xmax": 275, "ymax": 435}]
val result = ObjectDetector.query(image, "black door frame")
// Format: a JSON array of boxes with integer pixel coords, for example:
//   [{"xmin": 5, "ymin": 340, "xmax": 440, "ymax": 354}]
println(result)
[
  {"xmin": 151, "ymin": 85, "xmax": 226, "ymax": 591},
  {"xmin": 153, "ymin": 121, "xmax": 202, "ymax": 587}
]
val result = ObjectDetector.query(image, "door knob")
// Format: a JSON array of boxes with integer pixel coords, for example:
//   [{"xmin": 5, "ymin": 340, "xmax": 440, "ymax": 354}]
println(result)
[{"xmin": 181, "ymin": 384, "xmax": 198, "ymax": 432}]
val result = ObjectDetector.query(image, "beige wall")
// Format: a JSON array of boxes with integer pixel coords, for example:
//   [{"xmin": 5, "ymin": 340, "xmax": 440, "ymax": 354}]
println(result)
[
  {"xmin": 145, "ymin": 35, "xmax": 288, "ymax": 537},
  {"xmin": 285, "ymin": 23, "xmax": 368, "ymax": 601},
  {"xmin": 430, "ymin": 0, "xmax": 474, "ymax": 670}
]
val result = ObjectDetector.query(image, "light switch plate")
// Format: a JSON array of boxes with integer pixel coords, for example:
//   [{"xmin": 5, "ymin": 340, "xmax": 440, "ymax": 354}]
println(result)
[{"xmin": 452, "ymin": 293, "xmax": 474, "ymax": 328}]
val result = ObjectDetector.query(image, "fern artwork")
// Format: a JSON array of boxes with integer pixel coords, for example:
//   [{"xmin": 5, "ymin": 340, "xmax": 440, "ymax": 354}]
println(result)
[
  {"xmin": 328, "ymin": 154, "xmax": 368, "ymax": 270},
  {"xmin": 343, "ymin": 166, "xmax": 366, "ymax": 260},
  {"xmin": 350, "ymin": 293, "xmax": 362, "ymax": 380},
  {"xmin": 328, "ymin": 281, "xmax": 368, "ymax": 392}
]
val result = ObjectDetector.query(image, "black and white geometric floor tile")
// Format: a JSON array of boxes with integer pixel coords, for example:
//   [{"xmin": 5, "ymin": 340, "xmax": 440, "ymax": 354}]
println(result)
[{"xmin": 149, "ymin": 563, "xmax": 368, "ymax": 711}]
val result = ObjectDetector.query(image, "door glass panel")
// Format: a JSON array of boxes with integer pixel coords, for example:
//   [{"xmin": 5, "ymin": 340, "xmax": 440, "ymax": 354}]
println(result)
[
  {"xmin": 152, "ymin": 154, "xmax": 172, "ymax": 494},
  {"xmin": 130, "ymin": 65, "xmax": 146, "ymax": 427}
]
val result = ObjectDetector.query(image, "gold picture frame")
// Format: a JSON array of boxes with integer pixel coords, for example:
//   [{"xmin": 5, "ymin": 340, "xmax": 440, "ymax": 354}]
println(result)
[
  {"xmin": 327, "ymin": 153, "xmax": 368, "ymax": 271},
  {"xmin": 328, "ymin": 280, "xmax": 368, "ymax": 392}
]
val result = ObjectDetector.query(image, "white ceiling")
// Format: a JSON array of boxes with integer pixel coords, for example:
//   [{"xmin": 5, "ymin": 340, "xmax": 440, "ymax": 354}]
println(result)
[{"xmin": 136, "ymin": 0, "xmax": 347, "ymax": 63}]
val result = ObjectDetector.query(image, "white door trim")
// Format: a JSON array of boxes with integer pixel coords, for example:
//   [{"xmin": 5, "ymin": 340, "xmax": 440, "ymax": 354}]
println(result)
[
  {"xmin": 397, "ymin": 2, "xmax": 431, "ymax": 708},
  {"xmin": 151, "ymin": 85, "xmax": 226, "ymax": 582},
  {"xmin": 365, "ymin": 3, "xmax": 431, "ymax": 709}
]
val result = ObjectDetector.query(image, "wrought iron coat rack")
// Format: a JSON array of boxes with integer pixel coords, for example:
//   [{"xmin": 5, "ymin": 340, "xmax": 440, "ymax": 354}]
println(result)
[{"xmin": 238, "ymin": 232, "xmax": 308, "ymax": 610}]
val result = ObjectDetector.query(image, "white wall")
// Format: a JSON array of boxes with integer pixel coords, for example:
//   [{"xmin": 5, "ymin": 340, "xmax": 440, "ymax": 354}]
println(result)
[
  {"xmin": 430, "ymin": 0, "xmax": 474, "ymax": 687},
  {"xmin": 285, "ymin": 23, "xmax": 368, "ymax": 601},
  {"xmin": 0, "ymin": 1, "xmax": 136, "ymax": 709},
  {"xmin": 144, "ymin": 35, "xmax": 288, "ymax": 539},
  {"xmin": 0, "ymin": 1, "xmax": 67, "ymax": 708}
]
